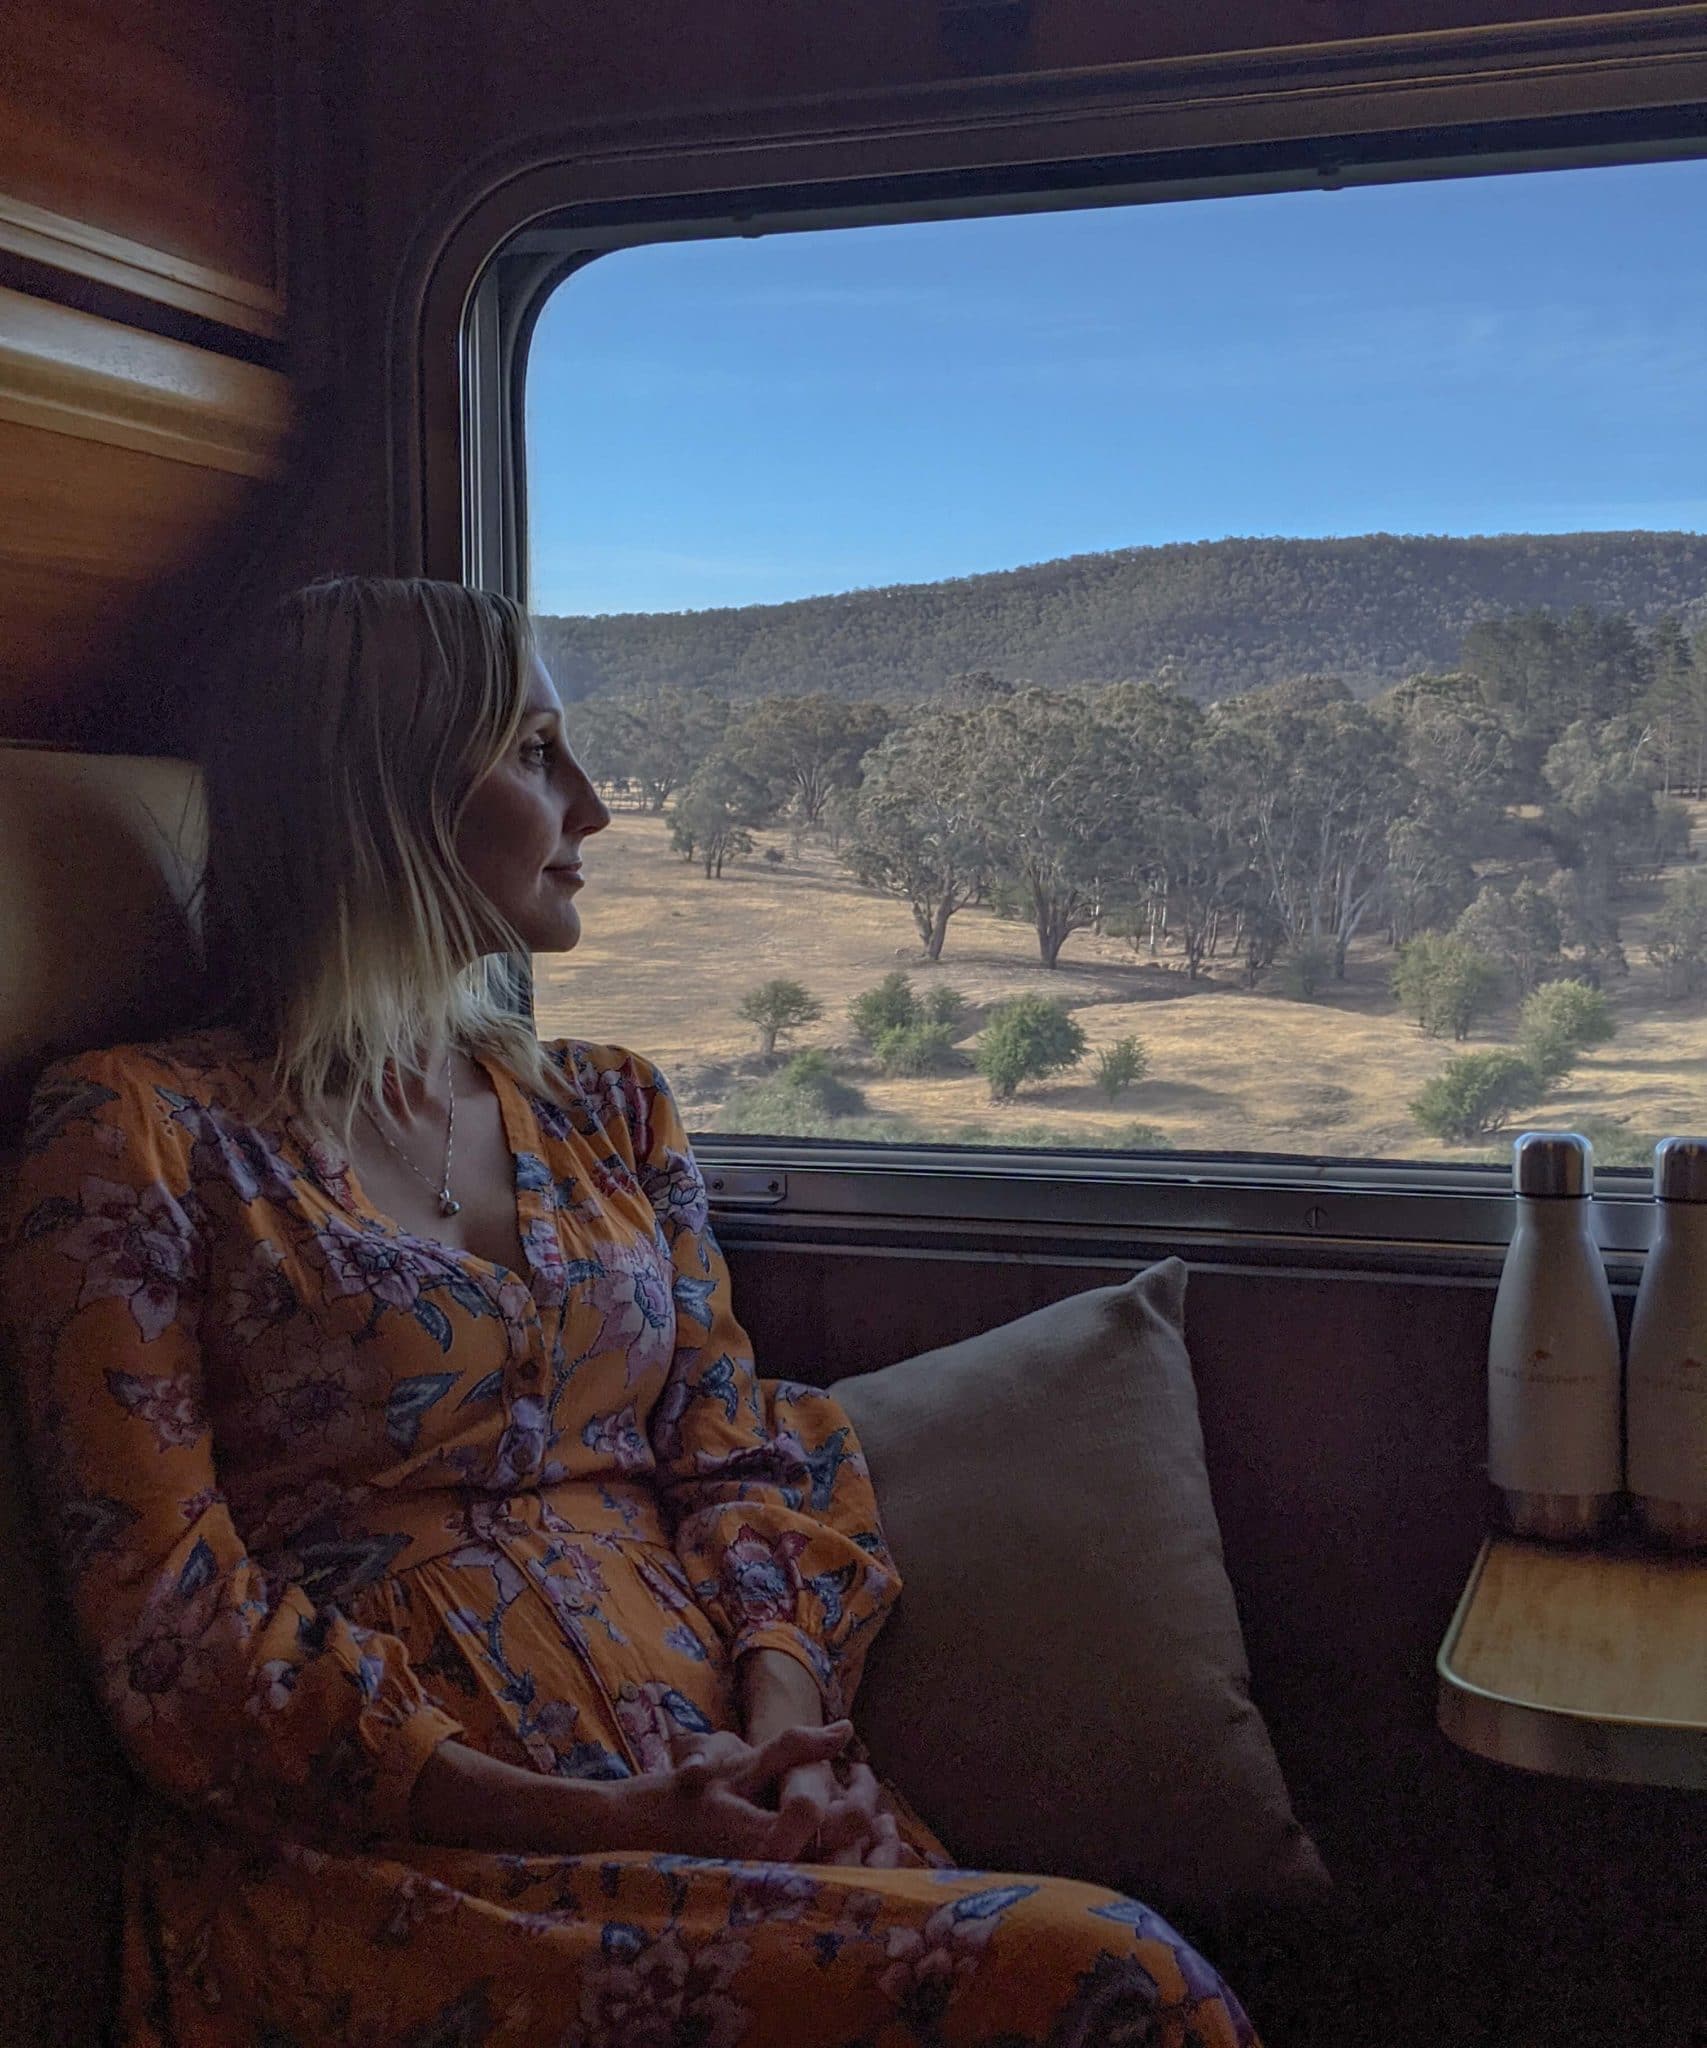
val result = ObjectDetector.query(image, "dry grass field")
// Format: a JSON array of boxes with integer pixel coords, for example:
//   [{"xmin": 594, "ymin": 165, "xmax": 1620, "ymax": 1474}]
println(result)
[{"xmin": 534, "ymin": 810, "xmax": 1707, "ymax": 1167}]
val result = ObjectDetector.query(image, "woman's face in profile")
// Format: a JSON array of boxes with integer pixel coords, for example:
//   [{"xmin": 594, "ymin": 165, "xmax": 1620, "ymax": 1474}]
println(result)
[{"xmin": 454, "ymin": 655, "xmax": 611, "ymax": 954}]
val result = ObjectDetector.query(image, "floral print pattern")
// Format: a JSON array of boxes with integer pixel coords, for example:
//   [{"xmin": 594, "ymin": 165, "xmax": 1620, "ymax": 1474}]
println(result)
[{"xmin": 2, "ymin": 1028, "xmax": 1259, "ymax": 2046}]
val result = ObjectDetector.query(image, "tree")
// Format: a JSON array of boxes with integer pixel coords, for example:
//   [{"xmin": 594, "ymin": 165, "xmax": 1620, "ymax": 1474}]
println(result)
[
  {"xmin": 1383, "ymin": 817, "xmax": 1478, "ymax": 949},
  {"xmin": 566, "ymin": 686, "xmax": 728, "ymax": 812},
  {"xmin": 1517, "ymin": 980, "xmax": 1616, "ymax": 1086},
  {"xmin": 1541, "ymin": 716, "xmax": 1660, "ymax": 889},
  {"xmin": 1410, "ymin": 1050, "xmax": 1542, "ymax": 1143},
  {"xmin": 1647, "ymin": 869, "xmax": 1707, "ymax": 997},
  {"xmin": 1211, "ymin": 677, "xmax": 1410, "ymax": 979},
  {"xmin": 1544, "ymin": 867, "xmax": 1627, "ymax": 986},
  {"xmin": 669, "ymin": 754, "xmax": 774, "ymax": 878},
  {"xmin": 1379, "ymin": 674, "xmax": 1516, "ymax": 942},
  {"xmin": 962, "ymin": 684, "xmax": 1173, "ymax": 970},
  {"xmin": 1093, "ymin": 1038, "xmax": 1150, "ymax": 1102},
  {"xmin": 1112, "ymin": 692, "xmax": 1248, "ymax": 982},
  {"xmin": 1463, "ymin": 607, "xmax": 1650, "ymax": 755},
  {"xmin": 1643, "ymin": 614, "xmax": 1701, "ymax": 798},
  {"xmin": 975, "ymin": 997, "xmax": 1088, "ymax": 1101},
  {"xmin": 1392, "ymin": 933, "xmax": 1504, "ymax": 1040},
  {"xmin": 735, "ymin": 979, "xmax": 824, "ymax": 1057},
  {"xmin": 843, "ymin": 708, "xmax": 989, "ymax": 960},
  {"xmin": 848, "ymin": 973, "xmax": 920, "ymax": 1042},
  {"xmin": 1453, "ymin": 880, "xmax": 1562, "ymax": 998},
  {"xmin": 726, "ymin": 696, "xmax": 893, "ymax": 826}
]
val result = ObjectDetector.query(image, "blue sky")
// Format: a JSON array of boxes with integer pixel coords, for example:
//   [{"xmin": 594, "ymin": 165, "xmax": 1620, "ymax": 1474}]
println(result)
[{"xmin": 526, "ymin": 155, "xmax": 1707, "ymax": 619}]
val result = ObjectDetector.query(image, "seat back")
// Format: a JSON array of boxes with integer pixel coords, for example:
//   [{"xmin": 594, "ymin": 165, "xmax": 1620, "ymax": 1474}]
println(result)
[{"xmin": 0, "ymin": 745, "xmax": 206, "ymax": 2047}]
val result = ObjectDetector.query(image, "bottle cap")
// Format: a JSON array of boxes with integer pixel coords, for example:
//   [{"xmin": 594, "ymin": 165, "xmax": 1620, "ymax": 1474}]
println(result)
[
  {"xmin": 1512, "ymin": 1131, "xmax": 1592, "ymax": 1198},
  {"xmin": 1654, "ymin": 1137, "xmax": 1707, "ymax": 1203}
]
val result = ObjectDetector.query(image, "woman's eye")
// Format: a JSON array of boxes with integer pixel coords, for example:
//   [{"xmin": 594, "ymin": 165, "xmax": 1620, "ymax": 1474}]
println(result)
[{"xmin": 522, "ymin": 738, "xmax": 555, "ymax": 767}]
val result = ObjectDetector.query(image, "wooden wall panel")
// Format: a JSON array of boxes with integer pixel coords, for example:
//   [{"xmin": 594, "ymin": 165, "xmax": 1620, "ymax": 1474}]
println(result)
[
  {"xmin": 0, "ymin": 290, "xmax": 290, "ymax": 746},
  {"xmin": 0, "ymin": 0, "xmax": 281, "ymax": 331},
  {"xmin": 0, "ymin": 422, "xmax": 256, "ymax": 740}
]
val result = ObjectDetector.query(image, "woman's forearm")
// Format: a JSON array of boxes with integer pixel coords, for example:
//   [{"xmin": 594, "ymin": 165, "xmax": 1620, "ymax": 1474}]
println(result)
[
  {"xmin": 409, "ymin": 1736, "xmax": 619, "ymax": 1854},
  {"xmin": 739, "ymin": 1646, "xmax": 827, "ymax": 1744}
]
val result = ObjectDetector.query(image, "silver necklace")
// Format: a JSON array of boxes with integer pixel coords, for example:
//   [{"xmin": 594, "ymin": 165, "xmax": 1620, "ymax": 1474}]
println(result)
[{"xmin": 363, "ymin": 1054, "xmax": 461, "ymax": 1216}]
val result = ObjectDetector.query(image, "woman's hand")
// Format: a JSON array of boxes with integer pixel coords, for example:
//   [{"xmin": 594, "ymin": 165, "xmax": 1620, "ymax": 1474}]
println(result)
[
  {"xmin": 776, "ymin": 1753, "xmax": 905, "ymax": 1867},
  {"xmin": 736, "ymin": 1649, "xmax": 904, "ymax": 1867},
  {"xmin": 600, "ymin": 1721, "xmax": 857, "ymax": 1861}
]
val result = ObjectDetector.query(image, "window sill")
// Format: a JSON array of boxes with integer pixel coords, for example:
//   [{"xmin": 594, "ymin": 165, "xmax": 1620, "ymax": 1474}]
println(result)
[{"xmin": 695, "ymin": 1134, "xmax": 1656, "ymax": 1278}]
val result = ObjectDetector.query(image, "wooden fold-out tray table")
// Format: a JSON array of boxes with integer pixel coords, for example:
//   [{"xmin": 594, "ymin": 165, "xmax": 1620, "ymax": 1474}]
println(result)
[{"xmin": 1437, "ymin": 1535, "xmax": 1707, "ymax": 1791}]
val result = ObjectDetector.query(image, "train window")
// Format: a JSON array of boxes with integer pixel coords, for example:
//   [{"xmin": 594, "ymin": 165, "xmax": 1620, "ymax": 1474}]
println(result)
[{"xmin": 520, "ymin": 155, "xmax": 1707, "ymax": 1200}]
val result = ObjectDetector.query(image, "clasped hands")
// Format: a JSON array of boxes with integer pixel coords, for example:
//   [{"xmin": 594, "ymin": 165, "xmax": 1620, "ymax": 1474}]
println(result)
[{"xmin": 655, "ymin": 1718, "xmax": 905, "ymax": 1867}]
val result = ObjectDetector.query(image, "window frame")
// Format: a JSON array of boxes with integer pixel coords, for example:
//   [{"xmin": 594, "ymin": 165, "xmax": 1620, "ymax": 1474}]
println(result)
[{"xmin": 432, "ymin": 55, "xmax": 1707, "ymax": 1267}]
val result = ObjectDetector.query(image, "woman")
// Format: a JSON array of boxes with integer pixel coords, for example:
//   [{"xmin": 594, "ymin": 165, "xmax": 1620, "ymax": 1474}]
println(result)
[{"xmin": 3, "ymin": 579, "xmax": 1259, "ymax": 2046}]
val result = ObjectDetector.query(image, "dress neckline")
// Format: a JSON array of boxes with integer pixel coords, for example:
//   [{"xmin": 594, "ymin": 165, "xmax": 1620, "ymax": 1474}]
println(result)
[{"xmin": 304, "ymin": 1051, "xmax": 545, "ymax": 1294}]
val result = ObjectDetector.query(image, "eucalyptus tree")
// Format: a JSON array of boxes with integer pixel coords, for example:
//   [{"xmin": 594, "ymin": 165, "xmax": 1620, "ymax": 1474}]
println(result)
[
  {"xmin": 842, "ymin": 704, "xmax": 990, "ymax": 960},
  {"xmin": 566, "ymin": 685, "xmax": 729, "ymax": 813},
  {"xmin": 725, "ymin": 695, "xmax": 894, "ymax": 827},
  {"xmin": 1209, "ymin": 677, "xmax": 1412, "ymax": 978},
  {"xmin": 961, "ymin": 684, "xmax": 1160, "ymax": 970}
]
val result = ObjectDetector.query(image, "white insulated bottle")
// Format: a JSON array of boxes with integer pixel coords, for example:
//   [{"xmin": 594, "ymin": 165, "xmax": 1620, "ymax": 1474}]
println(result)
[
  {"xmin": 1627, "ymin": 1137, "xmax": 1707, "ymax": 1549},
  {"xmin": 1487, "ymin": 1132, "xmax": 1621, "ymax": 1540}
]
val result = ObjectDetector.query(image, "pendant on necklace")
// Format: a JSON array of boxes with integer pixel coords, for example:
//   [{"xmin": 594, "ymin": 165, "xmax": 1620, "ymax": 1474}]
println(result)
[{"xmin": 438, "ymin": 1191, "xmax": 462, "ymax": 1217}]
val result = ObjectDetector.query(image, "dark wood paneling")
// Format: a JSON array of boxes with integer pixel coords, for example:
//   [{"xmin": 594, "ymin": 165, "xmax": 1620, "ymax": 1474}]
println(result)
[
  {"xmin": 0, "ymin": 421, "xmax": 258, "ymax": 740},
  {"xmin": 0, "ymin": 290, "xmax": 291, "ymax": 747},
  {"xmin": 0, "ymin": 0, "xmax": 280, "ymax": 308},
  {"xmin": 723, "ymin": 1244, "xmax": 1707, "ymax": 2047}
]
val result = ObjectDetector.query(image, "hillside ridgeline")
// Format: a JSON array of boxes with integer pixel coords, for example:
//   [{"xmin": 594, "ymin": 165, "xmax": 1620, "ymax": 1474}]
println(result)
[{"xmin": 534, "ymin": 530, "xmax": 1707, "ymax": 705}]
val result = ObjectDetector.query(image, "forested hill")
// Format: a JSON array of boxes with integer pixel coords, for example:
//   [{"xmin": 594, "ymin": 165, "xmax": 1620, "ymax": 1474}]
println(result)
[{"xmin": 534, "ymin": 531, "xmax": 1707, "ymax": 705}]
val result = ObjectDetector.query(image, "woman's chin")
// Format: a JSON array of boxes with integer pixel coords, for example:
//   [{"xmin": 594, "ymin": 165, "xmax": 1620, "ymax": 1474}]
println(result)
[{"xmin": 522, "ymin": 909, "xmax": 583, "ymax": 956}]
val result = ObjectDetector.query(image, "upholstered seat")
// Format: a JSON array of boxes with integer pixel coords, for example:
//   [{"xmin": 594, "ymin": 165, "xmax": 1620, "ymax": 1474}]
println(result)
[{"xmin": 0, "ymin": 746, "xmax": 205, "ymax": 2048}]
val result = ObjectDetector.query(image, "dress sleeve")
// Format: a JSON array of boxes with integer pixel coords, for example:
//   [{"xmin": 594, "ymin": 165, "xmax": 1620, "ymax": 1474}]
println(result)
[
  {"xmin": 618, "ymin": 1055, "xmax": 902, "ymax": 1718},
  {"xmin": 0, "ymin": 1051, "xmax": 464, "ymax": 1848}
]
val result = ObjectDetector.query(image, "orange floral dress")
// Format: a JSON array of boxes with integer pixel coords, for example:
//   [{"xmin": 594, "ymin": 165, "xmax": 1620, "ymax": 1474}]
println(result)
[{"xmin": 3, "ymin": 1029, "xmax": 1259, "ymax": 2048}]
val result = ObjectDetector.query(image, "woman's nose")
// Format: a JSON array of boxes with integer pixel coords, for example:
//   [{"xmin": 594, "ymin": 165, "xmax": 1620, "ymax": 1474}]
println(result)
[{"xmin": 569, "ymin": 765, "xmax": 612, "ymax": 836}]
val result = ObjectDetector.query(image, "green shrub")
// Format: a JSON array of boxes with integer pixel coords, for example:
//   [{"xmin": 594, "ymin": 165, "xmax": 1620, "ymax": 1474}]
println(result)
[
  {"xmin": 874, "ymin": 1021, "xmax": 961, "ymax": 1077},
  {"xmin": 1517, "ymin": 979, "xmax": 1616, "ymax": 1085},
  {"xmin": 735, "ymin": 978, "xmax": 823, "ymax": 1056},
  {"xmin": 1281, "ymin": 938, "xmax": 1337, "ymax": 1000},
  {"xmin": 985, "ymin": 878, "xmax": 1028, "ymax": 923},
  {"xmin": 848, "ymin": 972, "xmax": 919, "ymax": 1041},
  {"xmin": 1092, "ymin": 1036, "xmax": 1150, "ymax": 1101},
  {"xmin": 1392, "ymin": 932, "xmax": 1504, "ymax": 1040},
  {"xmin": 1454, "ymin": 879, "xmax": 1562, "ymax": 997},
  {"xmin": 975, "ymin": 997, "xmax": 1088, "ymax": 1102},
  {"xmin": 1410, "ymin": 1050, "xmax": 1541, "ymax": 1143},
  {"xmin": 1647, "ymin": 869, "xmax": 1707, "ymax": 997},
  {"xmin": 920, "ymin": 985, "xmax": 969, "ymax": 1032},
  {"xmin": 777, "ymin": 1049, "xmax": 866, "ymax": 1116}
]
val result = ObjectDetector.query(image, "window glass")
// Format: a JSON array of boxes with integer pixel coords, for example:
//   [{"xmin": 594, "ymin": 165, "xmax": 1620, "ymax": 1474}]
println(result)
[{"xmin": 525, "ymin": 161, "xmax": 1707, "ymax": 1167}]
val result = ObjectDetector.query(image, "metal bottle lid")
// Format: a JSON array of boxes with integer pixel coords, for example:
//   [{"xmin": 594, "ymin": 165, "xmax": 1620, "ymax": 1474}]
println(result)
[
  {"xmin": 1654, "ymin": 1137, "xmax": 1707, "ymax": 1203},
  {"xmin": 1511, "ymin": 1131, "xmax": 1593, "ymax": 1198}
]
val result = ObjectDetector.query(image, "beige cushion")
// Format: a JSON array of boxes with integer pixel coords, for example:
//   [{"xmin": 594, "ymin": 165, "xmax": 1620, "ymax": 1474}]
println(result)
[
  {"xmin": 0, "ymin": 745, "xmax": 204, "ymax": 2039},
  {"xmin": 0, "ymin": 745, "xmax": 205, "ymax": 1138},
  {"xmin": 840, "ymin": 1259, "xmax": 1328, "ymax": 1919}
]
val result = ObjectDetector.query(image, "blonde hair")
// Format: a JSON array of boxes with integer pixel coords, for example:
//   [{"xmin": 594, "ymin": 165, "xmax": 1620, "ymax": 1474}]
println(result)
[{"xmin": 201, "ymin": 575, "xmax": 569, "ymax": 1142}]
